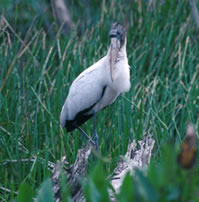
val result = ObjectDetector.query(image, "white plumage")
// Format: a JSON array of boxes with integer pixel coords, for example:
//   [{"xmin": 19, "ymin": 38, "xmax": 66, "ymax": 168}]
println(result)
[{"xmin": 60, "ymin": 23, "xmax": 130, "ymax": 148}]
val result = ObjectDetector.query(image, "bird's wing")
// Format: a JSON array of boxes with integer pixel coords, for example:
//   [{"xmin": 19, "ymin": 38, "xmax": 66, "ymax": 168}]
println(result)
[{"xmin": 61, "ymin": 66, "xmax": 106, "ymax": 123}]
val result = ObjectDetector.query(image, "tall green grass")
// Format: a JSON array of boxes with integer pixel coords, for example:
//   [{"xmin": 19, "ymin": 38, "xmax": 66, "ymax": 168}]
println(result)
[{"xmin": 0, "ymin": 0, "xmax": 199, "ymax": 200}]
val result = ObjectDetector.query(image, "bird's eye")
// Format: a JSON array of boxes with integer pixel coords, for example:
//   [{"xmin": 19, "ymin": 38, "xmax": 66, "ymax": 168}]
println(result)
[
  {"xmin": 117, "ymin": 31, "xmax": 121, "ymax": 36},
  {"xmin": 116, "ymin": 31, "xmax": 122, "ymax": 40}
]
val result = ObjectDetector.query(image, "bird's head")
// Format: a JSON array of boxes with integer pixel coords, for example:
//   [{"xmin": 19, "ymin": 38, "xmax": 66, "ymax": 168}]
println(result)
[{"xmin": 109, "ymin": 23, "xmax": 126, "ymax": 81}]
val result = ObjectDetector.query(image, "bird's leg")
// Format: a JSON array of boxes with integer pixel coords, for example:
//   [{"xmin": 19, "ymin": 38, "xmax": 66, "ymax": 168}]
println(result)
[
  {"xmin": 77, "ymin": 126, "xmax": 95, "ymax": 146},
  {"xmin": 93, "ymin": 111, "xmax": 99, "ymax": 150}
]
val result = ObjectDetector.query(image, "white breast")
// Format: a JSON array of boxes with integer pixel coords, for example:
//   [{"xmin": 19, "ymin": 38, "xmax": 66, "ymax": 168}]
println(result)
[
  {"xmin": 112, "ymin": 59, "xmax": 131, "ymax": 93},
  {"xmin": 92, "ymin": 56, "xmax": 130, "ymax": 113}
]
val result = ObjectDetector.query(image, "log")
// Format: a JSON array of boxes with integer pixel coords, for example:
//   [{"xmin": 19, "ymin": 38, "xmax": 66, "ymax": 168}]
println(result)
[
  {"xmin": 51, "ymin": 135, "xmax": 155, "ymax": 201},
  {"xmin": 109, "ymin": 135, "xmax": 155, "ymax": 201},
  {"xmin": 52, "ymin": 142, "xmax": 92, "ymax": 202}
]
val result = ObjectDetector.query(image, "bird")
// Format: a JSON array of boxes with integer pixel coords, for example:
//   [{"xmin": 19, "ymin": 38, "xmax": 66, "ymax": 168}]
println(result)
[{"xmin": 60, "ymin": 22, "xmax": 131, "ymax": 150}]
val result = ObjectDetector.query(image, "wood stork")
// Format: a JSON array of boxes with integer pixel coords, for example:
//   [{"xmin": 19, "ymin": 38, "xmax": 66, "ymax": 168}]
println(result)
[{"xmin": 60, "ymin": 23, "xmax": 131, "ymax": 149}]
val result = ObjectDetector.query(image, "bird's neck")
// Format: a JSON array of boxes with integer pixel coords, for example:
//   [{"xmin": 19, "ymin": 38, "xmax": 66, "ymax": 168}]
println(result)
[{"xmin": 118, "ymin": 44, "xmax": 127, "ymax": 60}]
